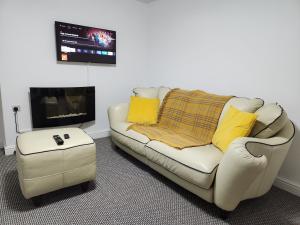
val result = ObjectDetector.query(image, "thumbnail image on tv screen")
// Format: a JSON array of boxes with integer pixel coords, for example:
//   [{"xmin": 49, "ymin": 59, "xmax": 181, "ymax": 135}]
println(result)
[{"xmin": 55, "ymin": 21, "xmax": 116, "ymax": 64}]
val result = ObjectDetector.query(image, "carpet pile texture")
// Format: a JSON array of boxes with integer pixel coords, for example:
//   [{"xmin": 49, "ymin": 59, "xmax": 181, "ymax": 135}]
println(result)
[{"xmin": 0, "ymin": 137, "xmax": 299, "ymax": 225}]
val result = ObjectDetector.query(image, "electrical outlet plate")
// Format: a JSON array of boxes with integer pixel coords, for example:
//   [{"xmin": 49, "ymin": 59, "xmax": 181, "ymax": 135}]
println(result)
[{"xmin": 12, "ymin": 105, "xmax": 21, "ymax": 112}]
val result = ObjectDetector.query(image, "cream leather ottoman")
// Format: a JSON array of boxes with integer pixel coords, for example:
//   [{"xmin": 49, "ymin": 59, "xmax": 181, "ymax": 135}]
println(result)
[{"xmin": 16, "ymin": 128, "xmax": 96, "ymax": 204}]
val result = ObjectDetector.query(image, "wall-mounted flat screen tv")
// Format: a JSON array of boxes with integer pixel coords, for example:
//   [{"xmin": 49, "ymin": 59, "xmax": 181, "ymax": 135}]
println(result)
[{"xmin": 55, "ymin": 21, "xmax": 116, "ymax": 64}]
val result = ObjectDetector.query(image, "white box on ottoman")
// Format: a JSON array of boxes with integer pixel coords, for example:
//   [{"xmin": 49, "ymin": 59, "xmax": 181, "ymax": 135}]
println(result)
[{"xmin": 16, "ymin": 128, "xmax": 96, "ymax": 202}]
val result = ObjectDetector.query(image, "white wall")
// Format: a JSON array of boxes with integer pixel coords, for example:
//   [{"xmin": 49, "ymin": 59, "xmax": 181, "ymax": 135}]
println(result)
[
  {"xmin": 1, "ymin": 0, "xmax": 299, "ymax": 195},
  {"xmin": 0, "ymin": 87, "xmax": 5, "ymax": 148},
  {"xmin": 147, "ymin": 0, "xmax": 300, "ymax": 193},
  {"xmin": 0, "ymin": 0, "xmax": 151, "ymax": 152}
]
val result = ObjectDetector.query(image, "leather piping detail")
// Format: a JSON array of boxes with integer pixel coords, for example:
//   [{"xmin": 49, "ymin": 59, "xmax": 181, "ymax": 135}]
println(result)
[
  {"xmin": 111, "ymin": 128, "xmax": 219, "ymax": 175},
  {"xmin": 256, "ymin": 98, "xmax": 265, "ymax": 107},
  {"xmin": 22, "ymin": 162, "xmax": 96, "ymax": 181},
  {"xmin": 244, "ymin": 120, "xmax": 295, "ymax": 158},
  {"xmin": 112, "ymin": 138, "xmax": 212, "ymax": 190},
  {"xmin": 231, "ymin": 96, "xmax": 264, "ymax": 105},
  {"xmin": 112, "ymin": 136, "xmax": 146, "ymax": 157},
  {"xmin": 217, "ymin": 97, "xmax": 264, "ymax": 125},
  {"xmin": 16, "ymin": 135, "xmax": 95, "ymax": 156},
  {"xmin": 228, "ymin": 97, "xmax": 264, "ymax": 107},
  {"xmin": 253, "ymin": 97, "xmax": 265, "ymax": 112},
  {"xmin": 132, "ymin": 87, "xmax": 159, "ymax": 97},
  {"xmin": 253, "ymin": 104, "xmax": 284, "ymax": 137},
  {"xmin": 110, "ymin": 127, "xmax": 150, "ymax": 144},
  {"xmin": 145, "ymin": 145, "xmax": 219, "ymax": 175},
  {"xmin": 147, "ymin": 153, "xmax": 212, "ymax": 190}
]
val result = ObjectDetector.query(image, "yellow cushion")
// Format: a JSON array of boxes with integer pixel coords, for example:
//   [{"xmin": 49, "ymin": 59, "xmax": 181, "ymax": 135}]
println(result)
[
  {"xmin": 127, "ymin": 96, "xmax": 160, "ymax": 125},
  {"xmin": 212, "ymin": 106, "xmax": 257, "ymax": 152}
]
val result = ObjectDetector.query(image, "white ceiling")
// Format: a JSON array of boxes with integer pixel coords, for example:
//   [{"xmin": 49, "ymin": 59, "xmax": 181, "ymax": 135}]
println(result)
[{"xmin": 136, "ymin": 0, "xmax": 156, "ymax": 3}]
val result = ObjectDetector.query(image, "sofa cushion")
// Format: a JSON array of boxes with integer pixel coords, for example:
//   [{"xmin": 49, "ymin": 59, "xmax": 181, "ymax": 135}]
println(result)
[
  {"xmin": 110, "ymin": 122, "xmax": 149, "ymax": 156},
  {"xmin": 133, "ymin": 87, "xmax": 159, "ymax": 98},
  {"xmin": 250, "ymin": 103, "xmax": 288, "ymax": 138},
  {"xmin": 127, "ymin": 96, "xmax": 160, "ymax": 125},
  {"xmin": 212, "ymin": 106, "xmax": 257, "ymax": 152},
  {"xmin": 218, "ymin": 97, "xmax": 264, "ymax": 127},
  {"xmin": 145, "ymin": 141, "xmax": 223, "ymax": 189}
]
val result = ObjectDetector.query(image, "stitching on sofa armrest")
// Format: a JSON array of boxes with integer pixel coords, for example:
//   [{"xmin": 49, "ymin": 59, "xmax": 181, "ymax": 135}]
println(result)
[
  {"xmin": 253, "ymin": 104, "xmax": 284, "ymax": 137},
  {"xmin": 243, "ymin": 121, "xmax": 295, "ymax": 158}
]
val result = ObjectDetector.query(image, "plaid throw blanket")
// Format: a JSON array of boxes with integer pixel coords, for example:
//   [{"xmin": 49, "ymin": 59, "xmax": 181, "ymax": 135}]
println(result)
[{"xmin": 128, "ymin": 89, "xmax": 232, "ymax": 149}]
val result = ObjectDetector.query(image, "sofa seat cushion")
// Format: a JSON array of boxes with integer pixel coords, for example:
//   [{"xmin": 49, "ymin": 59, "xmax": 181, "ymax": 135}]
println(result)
[
  {"xmin": 145, "ymin": 141, "xmax": 223, "ymax": 189},
  {"xmin": 111, "ymin": 122, "xmax": 150, "ymax": 156}
]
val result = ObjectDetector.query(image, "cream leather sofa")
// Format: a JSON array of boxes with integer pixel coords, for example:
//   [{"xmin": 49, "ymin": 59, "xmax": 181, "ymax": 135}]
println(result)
[{"xmin": 108, "ymin": 87, "xmax": 295, "ymax": 213}]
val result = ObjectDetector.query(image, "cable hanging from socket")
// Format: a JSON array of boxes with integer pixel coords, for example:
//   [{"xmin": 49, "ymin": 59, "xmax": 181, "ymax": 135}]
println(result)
[{"xmin": 13, "ymin": 107, "xmax": 21, "ymax": 134}]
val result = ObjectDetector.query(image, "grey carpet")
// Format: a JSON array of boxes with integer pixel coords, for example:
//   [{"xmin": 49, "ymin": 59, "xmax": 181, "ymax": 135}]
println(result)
[{"xmin": 0, "ymin": 137, "xmax": 299, "ymax": 225}]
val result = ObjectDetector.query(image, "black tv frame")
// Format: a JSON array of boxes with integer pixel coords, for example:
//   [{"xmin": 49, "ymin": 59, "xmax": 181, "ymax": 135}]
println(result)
[{"xmin": 55, "ymin": 21, "xmax": 116, "ymax": 64}]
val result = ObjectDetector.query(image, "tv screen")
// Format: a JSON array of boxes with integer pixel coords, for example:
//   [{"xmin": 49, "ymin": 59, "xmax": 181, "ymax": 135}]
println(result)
[{"xmin": 55, "ymin": 21, "xmax": 116, "ymax": 64}]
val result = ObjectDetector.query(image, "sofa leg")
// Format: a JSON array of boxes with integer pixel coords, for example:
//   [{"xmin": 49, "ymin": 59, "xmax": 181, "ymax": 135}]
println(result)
[
  {"xmin": 219, "ymin": 209, "xmax": 231, "ymax": 220},
  {"xmin": 111, "ymin": 140, "xmax": 119, "ymax": 150},
  {"xmin": 32, "ymin": 196, "xmax": 42, "ymax": 207},
  {"xmin": 80, "ymin": 181, "xmax": 90, "ymax": 192}
]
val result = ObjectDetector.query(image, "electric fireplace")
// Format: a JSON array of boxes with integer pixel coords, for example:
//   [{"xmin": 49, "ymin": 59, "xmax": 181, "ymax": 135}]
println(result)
[{"xmin": 30, "ymin": 87, "xmax": 95, "ymax": 128}]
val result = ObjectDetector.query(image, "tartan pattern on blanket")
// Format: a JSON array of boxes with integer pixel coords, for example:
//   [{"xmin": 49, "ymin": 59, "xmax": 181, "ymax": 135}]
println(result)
[{"xmin": 128, "ymin": 89, "xmax": 232, "ymax": 149}]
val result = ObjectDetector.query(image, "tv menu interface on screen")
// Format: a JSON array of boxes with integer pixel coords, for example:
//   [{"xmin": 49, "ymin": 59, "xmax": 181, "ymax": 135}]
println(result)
[{"xmin": 55, "ymin": 21, "xmax": 116, "ymax": 64}]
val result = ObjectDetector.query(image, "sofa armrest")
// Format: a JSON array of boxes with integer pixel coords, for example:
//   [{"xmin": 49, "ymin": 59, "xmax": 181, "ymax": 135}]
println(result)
[
  {"xmin": 214, "ymin": 121, "xmax": 295, "ymax": 211},
  {"xmin": 108, "ymin": 103, "xmax": 129, "ymax": 128},
  {"xmin": 214, "ymin": 139, "xmax": 268, "ymax": 211}
]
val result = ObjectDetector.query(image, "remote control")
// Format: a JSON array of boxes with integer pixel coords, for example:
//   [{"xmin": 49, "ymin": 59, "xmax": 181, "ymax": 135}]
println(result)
[
  {"xmin": 53, "ymin": 135, "xmax": 64, "ymax": 145},
  {"xmin": 64, "ymin": 134, "xmax": 70, "ymax": 139}
]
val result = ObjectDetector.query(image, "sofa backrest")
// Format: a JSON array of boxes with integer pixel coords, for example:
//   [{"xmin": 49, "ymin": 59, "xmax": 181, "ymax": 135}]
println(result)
[
  {"xmin": 250, "ymin": 103, "xmax": 288, "ymax": 138},
  {"xmin": 133, "ymin": 87, "xmax": 171, "ymax": 106},
  {"xmin": 217, "ymin": 97, "xmax": 264, "ymax": 127},
  {"xmin": 132, "ymin": 88, "xmax": 289, "ymax": 139},
  {"xmin": 218, "ymin": 98, "xmax": 289, "ymax": 139},
  {"xmin": 133, "ymin": 87, "xmax": 159, "ymax": 98}
]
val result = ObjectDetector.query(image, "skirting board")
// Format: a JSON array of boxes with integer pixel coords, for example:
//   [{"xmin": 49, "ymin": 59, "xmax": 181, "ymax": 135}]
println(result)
[
  {"xmin": 4, "ymin": 145, "xmax": 15, "ymax": 156},
  {"xmin": 87, "ymin": 129, "xmax": 110, "ymax": 140},
  {"xmin": 274, "ymin": 176, "xmax": 300, "ymax": 197},
  {"xmin": 3, "ymin": 129, "xmax": 111, "ymax": 156}
]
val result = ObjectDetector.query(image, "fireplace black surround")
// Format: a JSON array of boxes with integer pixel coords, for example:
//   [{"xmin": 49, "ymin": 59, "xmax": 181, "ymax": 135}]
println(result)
[{"xmin": 30, "ymin": 87, "xmax": 95, "ymax": 128}]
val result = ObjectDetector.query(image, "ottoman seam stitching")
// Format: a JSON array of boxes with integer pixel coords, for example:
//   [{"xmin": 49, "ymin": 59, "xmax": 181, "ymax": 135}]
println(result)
[
  {"xmin": 21, "ymin": 162, "xmax": 96, "ymax": 181},
  {"xmin": 17, "ymin": 141, "xmax": 95, "ymax": 156}
]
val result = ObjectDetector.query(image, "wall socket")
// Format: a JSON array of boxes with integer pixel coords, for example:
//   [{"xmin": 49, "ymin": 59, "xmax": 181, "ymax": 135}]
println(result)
[{"xmin": 12, "ymin": 105, "xmax": 21, "ymax": 112}]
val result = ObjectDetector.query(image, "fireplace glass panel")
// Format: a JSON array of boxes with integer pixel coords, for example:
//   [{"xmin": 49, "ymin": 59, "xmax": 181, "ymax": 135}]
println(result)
[{"xmin": 30, "ymin": 87, "xmax": 95, "ymax": 128}]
